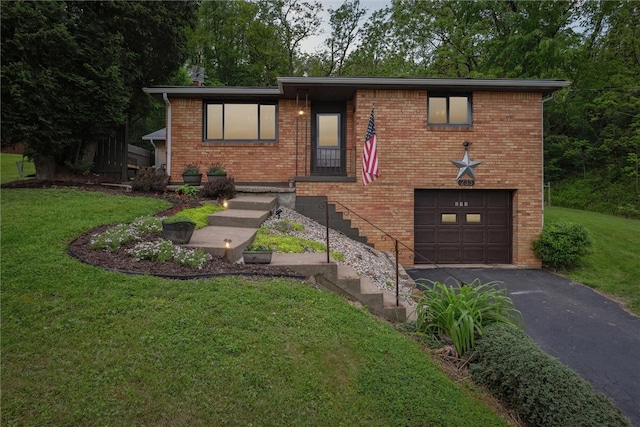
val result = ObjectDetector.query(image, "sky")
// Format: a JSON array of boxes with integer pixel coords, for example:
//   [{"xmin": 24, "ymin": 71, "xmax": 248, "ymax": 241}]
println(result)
[{"xmin": 299, "ymin": 0, "xmax": 390, "ymax": 53}]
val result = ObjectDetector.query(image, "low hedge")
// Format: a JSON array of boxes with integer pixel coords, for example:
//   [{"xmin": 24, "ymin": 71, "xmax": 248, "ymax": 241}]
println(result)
[{"xmin": 469, "ymin": 324, "xmax": 631, "ymax": 427}]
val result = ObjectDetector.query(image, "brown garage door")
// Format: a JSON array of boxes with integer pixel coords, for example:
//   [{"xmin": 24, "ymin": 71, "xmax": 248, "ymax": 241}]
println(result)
[{"xmin": 414, "ymin": 190, "xmax": 512, "ymax": 264}]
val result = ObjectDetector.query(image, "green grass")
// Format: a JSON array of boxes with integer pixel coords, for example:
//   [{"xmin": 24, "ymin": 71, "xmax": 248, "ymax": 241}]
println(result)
[
  {"xmin": 254, "ymin": 226, "xmax": 346, "ymax": 262},
  {"xmin": 545, "ymin": 206, "xmax": 640, "ymax": 315},
  {"xmin": 1, "ymin": 153, "xmax": 35, "ymax": 184},
  {"xmin": 1, "ymin": 188, "xmax": 509, "ymax": 426},
  {"xmin": 173, "ymin": 203, "xmax": 225, "ymax": 228}
]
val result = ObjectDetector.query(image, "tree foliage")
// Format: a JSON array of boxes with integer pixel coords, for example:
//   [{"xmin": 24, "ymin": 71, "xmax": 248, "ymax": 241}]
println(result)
[
  {"xmin": 1, "ymin": 1, "xmax": 196, "ymax": 178},
  {"xmin": 3, "ymin": 0, "xmax": 638, "ymax": 212}
]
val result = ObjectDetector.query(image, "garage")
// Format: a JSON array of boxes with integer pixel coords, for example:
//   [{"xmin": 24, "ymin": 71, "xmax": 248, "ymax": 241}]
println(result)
[{"xmin": 414, "ymin": 190, "xmax": 512, "ymax": 264}]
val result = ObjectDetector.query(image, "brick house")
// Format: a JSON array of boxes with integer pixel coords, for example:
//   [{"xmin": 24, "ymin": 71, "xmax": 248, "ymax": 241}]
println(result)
[{"xmin": 143, "ymin": 77, "xmax": 569, "ymax": 268}]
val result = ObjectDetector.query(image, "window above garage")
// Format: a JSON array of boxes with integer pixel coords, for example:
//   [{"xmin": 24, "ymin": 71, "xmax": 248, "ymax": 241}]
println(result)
[
  {"xmin": 427, "ymin": 94, "xmax": 471, "ymax": 126},
  {"xmin": 204, "ymin": 102, "xmax": 277, "ymax": 142}
]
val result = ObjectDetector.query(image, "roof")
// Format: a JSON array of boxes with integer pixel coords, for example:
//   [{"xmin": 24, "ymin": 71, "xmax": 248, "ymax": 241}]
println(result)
[
  {"xmin": 143, "ymin": 76, "xmax": 570, "ymax": 102},
  {"xmin": 141, "ymin": 128, "xmax": 166, "ymax": 141}
]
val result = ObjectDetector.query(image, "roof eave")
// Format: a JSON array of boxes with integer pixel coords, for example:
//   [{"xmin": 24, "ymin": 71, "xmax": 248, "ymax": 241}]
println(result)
[{"xmin": 144, "ymin": 77, "xmax": 571, "ymax": 102}]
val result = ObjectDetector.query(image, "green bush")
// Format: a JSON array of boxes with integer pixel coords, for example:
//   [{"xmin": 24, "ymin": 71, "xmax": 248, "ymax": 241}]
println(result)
[
  {"xmin": 200, "ymin": 176, "xmax": 236, "ymax": 200},
  {"xmin": 414, "ymin": 279, "xmax": 522, "ymax": 355},
  {"xmin": 532, "ymin": 221, "xmax": 592, "ymax": 270},
  {"xmin": 551, "ymin": 177, "xmax": 640, "ymax": 219},
  {"xmin": 175, "ymin": 184, "xmax": 199, "ymax": 196},
  {"xmin": 470, "ymin": 324, "xmax": 631, "ymax": 427},
  {"xmin": 131, "ymin": 167, "xmax": 168, "ymax": 192}
]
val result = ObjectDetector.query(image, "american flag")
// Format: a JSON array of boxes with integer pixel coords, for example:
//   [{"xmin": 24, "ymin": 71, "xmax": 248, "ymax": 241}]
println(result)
[{"xmin": 362, "ymin": 106, "xmax": 379, "ymax": 185}]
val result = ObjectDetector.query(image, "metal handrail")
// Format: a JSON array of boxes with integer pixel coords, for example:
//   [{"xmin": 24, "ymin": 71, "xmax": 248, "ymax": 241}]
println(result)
[{"xmin": 322, "ymin": 200, "xmax": 444, "ymax": 307}]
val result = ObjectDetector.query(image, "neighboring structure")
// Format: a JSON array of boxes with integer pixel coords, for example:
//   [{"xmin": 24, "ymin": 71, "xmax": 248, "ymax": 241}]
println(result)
[
  {"xmin": 143, "ymin": 77, "xmax": 569, "ymax": 268},
  {"xmin": 141, "ymin": 127, "xmax": 167, "ymax": 170}
]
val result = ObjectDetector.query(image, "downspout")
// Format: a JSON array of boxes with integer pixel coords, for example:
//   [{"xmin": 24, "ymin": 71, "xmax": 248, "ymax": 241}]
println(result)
[
  {"xmin": 541, "ymin": 95, "xmax": 554, "ymax": 226},
  {"xmin": 163, "ymin": 93, "xmax": 172, "ymax": 177},
  {"xmin": 148, "ymin": 139, "xmax": 157, "ymax": 167}
]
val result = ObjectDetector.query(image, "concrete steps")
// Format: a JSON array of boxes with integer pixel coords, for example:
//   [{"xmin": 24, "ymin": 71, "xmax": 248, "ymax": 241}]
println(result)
[
  {"xmin": 208, "ymin": 209, "xmax": 270, "ymax": 228},
  {"xmin": 185, "ymin": 194, "xmax": 411, "ymax": 323},
  {"xmin": 295, "ymin": 196, "xmax": 369, "ymax": 245},
  {"xmin": 185, "ymin": 195, "xmax": 275, "ymax": 261},
  {"xmin": 272, "ymin": 253, "xmax": 410, "ymax": 323}
]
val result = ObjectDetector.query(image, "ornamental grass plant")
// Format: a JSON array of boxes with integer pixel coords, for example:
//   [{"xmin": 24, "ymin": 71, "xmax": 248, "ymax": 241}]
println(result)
[{"xmin": 414, "ymin": 279, "xmax": 523, "ymax": 356}]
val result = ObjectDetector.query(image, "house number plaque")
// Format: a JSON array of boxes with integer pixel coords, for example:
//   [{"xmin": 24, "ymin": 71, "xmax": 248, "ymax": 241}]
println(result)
[{"xmin": 458, "ymin": 179, "xmax": 475, "ymax": 186}]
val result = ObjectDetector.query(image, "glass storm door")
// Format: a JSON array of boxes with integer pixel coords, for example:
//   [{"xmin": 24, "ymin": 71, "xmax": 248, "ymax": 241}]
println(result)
[{"xmin": 315, "ymin": 113, "xmax": 341, "ymax": 173}]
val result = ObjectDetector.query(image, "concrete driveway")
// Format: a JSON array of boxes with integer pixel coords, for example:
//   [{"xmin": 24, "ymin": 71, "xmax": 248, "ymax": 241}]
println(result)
[{"xmin": 405, "ymin": 267, "xmax": 640, "ymax": 426}]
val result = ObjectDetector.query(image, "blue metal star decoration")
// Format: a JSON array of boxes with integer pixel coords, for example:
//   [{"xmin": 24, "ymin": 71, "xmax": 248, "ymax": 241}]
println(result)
[{"xmin": 451, "ymin": 149, "xmax": 482, "ymax": 180}]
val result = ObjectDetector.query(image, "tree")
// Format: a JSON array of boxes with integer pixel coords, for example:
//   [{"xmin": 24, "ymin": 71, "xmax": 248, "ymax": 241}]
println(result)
[
  {"xmin": 261, "ymin": 0, "xmax": 323, "ymax": 76},
  {"xmin": 1, "ymin": 1, "xmax": 196, "ymax": 179},
  {"xmin": 323, "ymin": 0, "xmax": 367, "ymax": 76},
  {"xmin": 187, "ymin": 1, "xmax": 288, "ymax": 86}
]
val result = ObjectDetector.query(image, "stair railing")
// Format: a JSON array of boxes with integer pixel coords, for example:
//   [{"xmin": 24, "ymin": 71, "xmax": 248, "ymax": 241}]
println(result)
[{"xmin": 320, "ymin": 200, "xmax": 441, "ymax": 307}]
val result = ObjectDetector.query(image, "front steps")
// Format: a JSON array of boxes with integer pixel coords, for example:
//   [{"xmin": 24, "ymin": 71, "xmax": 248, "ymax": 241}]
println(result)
[
  {"xmin": 271, "ymin": 253, "xmax": 412, "ymax": 323},
  {"xmin": 185, "ymin": 194, "xmax": 411, "ymax": 323},
  {"xmin": 185, "ymin": 195, "xmax": 275, "ymax": 261},
  {"xmin": 295, "ymin": 196, "xmax": 369, "ymax": 245}
]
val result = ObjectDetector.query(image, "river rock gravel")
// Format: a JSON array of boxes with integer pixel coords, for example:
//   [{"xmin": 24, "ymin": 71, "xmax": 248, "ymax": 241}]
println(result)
[{"xmin": 262, "ymin": 207, "xmax": 416, "ymax": 305}]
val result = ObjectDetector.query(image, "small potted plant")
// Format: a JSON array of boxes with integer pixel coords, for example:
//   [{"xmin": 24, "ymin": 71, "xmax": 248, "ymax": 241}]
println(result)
[
  {"xmin": 182, "ymin": 163, "xmax": 202, "ymax": 186},
  {"xmin": 162, "ymin": 214, "xmax": 196, "ymax": 244},
  {"xmin": 242, "ymin": 244, "xmax": 273, "ymax": 264},
  {"xmin": 206, "ymin": 162, "xmax": 227, "ymax": 182}
]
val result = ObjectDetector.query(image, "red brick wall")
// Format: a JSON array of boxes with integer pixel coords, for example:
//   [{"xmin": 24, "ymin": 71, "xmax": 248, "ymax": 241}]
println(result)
[
  {"xmin": 168, "ymin": 90, "xmax": 544, "ymax": 267},
  {"xmin": 169, "ymin": 98, "xmax": 303, "ymax": 182}
]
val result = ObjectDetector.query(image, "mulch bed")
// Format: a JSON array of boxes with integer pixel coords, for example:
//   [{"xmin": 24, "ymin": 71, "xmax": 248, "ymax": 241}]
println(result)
[{"xmin": 5, "ymin": 175, "xmax": 300, "ymax": 279}]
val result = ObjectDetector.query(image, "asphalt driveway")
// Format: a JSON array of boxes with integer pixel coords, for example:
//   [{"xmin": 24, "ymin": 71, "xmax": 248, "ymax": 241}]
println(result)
[{"xmin": 405, "ymin": 267, "xmax": 640, "ymax": 426}]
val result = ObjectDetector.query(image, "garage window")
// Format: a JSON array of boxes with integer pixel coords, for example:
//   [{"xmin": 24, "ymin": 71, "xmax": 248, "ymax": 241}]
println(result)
[{"xmin": 428, "ymin": 95, "xmax": 471, "ymax": 125}]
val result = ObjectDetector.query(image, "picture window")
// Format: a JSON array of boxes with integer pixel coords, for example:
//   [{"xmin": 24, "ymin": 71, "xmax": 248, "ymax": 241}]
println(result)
[{"xmin": 204, "ymin": 102, "xmax": 277, "ymax": 141}]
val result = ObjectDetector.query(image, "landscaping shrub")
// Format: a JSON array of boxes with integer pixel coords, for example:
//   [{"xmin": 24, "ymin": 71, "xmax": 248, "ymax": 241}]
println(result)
[
  {"xmin": 469, "ymin": 324, "xmax": 631, "ymax": 427},
  {"xmin": 531, "ymin": 221, "xmax": 592, "ymax": 270},
  {"xmin": 131, "ymin": 167, "xmax": 168, "ymax": 192},
  {"xmin": 175, "ymin": 184, "xmax": 199, "ymax": 196},
  {"xmin": 414, "ymin": 279, "xmax": 522, "ymax": 355},
  {"xmin": 200, "ymin": 176, "xmax": 236, "ymax": 200}
]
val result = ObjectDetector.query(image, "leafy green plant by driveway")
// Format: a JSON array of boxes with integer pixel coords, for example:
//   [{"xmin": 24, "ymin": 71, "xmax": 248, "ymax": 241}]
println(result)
[
  {"xmin": 532, "ymin": 221, "xmax": 592, "ymax": 270},
  {"xmin": 414, "ymin": 279, "xmax": 523, "ymax": 356}
]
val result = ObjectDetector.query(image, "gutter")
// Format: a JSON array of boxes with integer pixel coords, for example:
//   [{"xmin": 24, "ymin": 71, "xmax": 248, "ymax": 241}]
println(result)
[{"xmin": 162, "ymin": 93, "xmax": 172, "ymax": 177}]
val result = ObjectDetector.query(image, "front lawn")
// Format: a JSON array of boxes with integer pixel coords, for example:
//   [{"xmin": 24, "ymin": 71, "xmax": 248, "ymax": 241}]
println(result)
[
  {"xmin": 1, "ymin": 188, "xmax": 509, "ymax": 426},
  {"xmin": 1, "ymin": 153, "xmax": 35, "ymax": 184},
  {"xmin": 545, "ymin": 206, "xmax": 640, "ymax": 315}
]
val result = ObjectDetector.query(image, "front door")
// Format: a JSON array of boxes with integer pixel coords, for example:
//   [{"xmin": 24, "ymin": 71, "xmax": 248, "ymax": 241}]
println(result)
[{"xmin": 311, "ymin": 102, "xmax": 346, "ymax": 175}]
